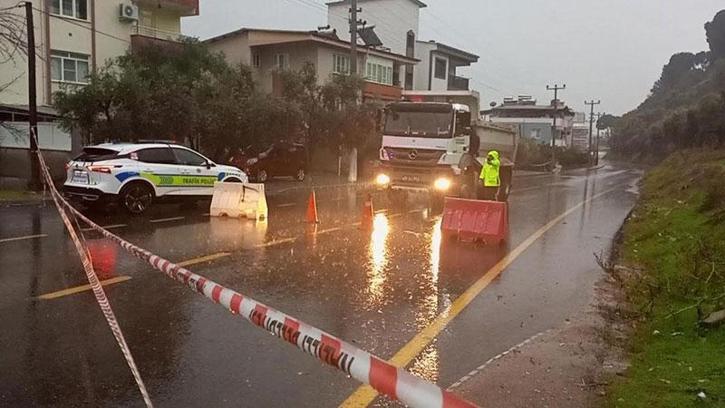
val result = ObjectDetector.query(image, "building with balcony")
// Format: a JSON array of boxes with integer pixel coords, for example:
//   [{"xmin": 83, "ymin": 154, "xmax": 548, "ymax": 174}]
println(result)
[
  {"xmin": 413, "ymin": 40, "xmax": 478, "ymax": 92},
  {"xmin": 0, "ymin": 0, "xmax": 198, "ymax": 108},
  {"xmin": 482, "ymin": 96, "xmax": 576, "ymax": 146},
  {"xmin": 205, "ymin": 28, "xmax": 418, "ymax": 102},
  {"xmin": 0, "ymin": 0, "xmax": 197, "ymax": 186},
  {"xmin": 325, "ymin": 0, "xmax": 481, "ymax": 94}
]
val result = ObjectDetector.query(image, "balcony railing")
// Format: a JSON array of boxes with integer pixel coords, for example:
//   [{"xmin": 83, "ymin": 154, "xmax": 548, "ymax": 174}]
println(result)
[
  {"xmin": 131, "ymin": 25, "xmax": 190, "ymax": 43},
  {"xmin": 134, "ymin": 0, "xmax": 199, "ymax": 16},
  {"xmin": 448, "ymin": 75, "xmax": 470, "ymax": 91}
]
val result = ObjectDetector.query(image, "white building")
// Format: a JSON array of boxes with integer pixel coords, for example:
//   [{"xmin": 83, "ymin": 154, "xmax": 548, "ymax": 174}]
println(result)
[
  {"xmin": 0, "ymin": 0, "xmax": 198, "ymax": 108},
  {"xmin": 325, "ymin": 0, "xmax": 478, "ymax": 93},
  {"xmin": 0, "ymin": 0, "xmax": 198, "ymax": 184},
  {"xmin": 206, "ymin": 28, "xmax": 416, "ymax": 102}
]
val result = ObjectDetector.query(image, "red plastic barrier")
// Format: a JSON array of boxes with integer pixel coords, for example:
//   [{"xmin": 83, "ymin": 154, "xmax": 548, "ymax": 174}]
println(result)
[{"xmin": 441, "ymin": 198, "xmax": 508, "ymax": 244}]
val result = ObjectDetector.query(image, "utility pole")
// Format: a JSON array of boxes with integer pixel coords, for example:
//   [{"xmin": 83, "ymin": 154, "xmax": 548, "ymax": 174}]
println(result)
[
  {"xmin": 25, "ymin": 1, "xmax": 40, "ymax": 190},
  {"xmin": 349, "ymin": 0, "xmax": 361, "ymax": 75},
  {"xmin": 546, "ymin": 84, "xmax": 566, "ymax": 168},
  {"xmin": 584, "ymin": 100, "xmax": 600, "ymax": 166},
  {"xmin": 595, "ymin": 112, "xmax": 602, "ymax": 166}
]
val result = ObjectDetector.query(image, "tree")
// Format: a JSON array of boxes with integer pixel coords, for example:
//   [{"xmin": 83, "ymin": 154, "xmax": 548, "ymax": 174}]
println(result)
[
  {"xmin": 54, "ymin": 41, "xmax": 260, "ymax": 157},
  {"xmin": 596, "ymin": 114, "xmax": 620, "ymax": 130},
  {"xmin": 705, "ymin": 10, "xmax": 725, "ymax": 60},
  {"xmin": 650, "ymin": 52, "xmax": 706, "ymax": 95},
  {"xmin": 279, "ymin": 62, "xmax": 377, "ymax": 153}
]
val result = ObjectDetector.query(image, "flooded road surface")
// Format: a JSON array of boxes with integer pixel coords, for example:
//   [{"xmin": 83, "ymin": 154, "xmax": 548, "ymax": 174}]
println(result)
[{"xmin": 0, "ymin": 164, "xmax": 641, "ymax": 407}]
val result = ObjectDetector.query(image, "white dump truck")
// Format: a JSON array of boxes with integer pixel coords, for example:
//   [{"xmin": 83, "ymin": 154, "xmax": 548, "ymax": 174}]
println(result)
[{"xmin": 375, "ymin": 101, "xmax": 518, "ymax": 201}]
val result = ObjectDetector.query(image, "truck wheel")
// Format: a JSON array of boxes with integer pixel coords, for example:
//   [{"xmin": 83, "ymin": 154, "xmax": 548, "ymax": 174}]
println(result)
[
  {"xmin": 430, "ymin": 193, "xmax": 445, "ymax": 213},
  {"xmin": 498, "ymin": 167, "xmax": 513, "ymax": 202},
  {"xmin": 119, "ymin": 182, "xmax": 154, "ymax": 214}
]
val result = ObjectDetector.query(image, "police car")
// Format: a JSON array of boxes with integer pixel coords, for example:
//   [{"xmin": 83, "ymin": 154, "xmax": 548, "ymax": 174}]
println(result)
[{"xmin": 63, "ymin": 142, "xmax": 248, "ymax": 214}]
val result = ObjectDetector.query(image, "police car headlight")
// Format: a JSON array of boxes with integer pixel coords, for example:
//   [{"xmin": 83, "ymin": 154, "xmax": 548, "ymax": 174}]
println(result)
[
  {"xmin": 376, "ymin": 173, "xmax": 391, "ymax": 186},
  {"xmin": 433, "ymin": 177, "xmax": 452, "ymax": 191}
]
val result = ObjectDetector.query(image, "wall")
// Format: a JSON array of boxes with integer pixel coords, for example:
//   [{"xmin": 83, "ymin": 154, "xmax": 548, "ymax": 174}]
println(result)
[
  {"xmin": 0, "ymin": 122, "xmax": 72, "ymax": 151},
  {"xmin": 327, "ymin": 0, "xmax": 420, "ymax": 56},
  {"xmin": 0, "ymin": 1, "xmax": 186, "ymax": 107},
  {"xmin": 490, "ymin": 118, "xmax": 554, "ymax": 145},
  {"xmin": 0, "ymin": 2, "xmax": 50, "ymax": 106},
  {"xmin": 208, "ymin": 32, "xmax": 252, "ymax": 67},
  {"xmin": 0, "ymin": 122, "xmax": 78, "ymax": 185},
  {"xmin": 255, "ymin": 43, "xmax": 319, "ymax": 93},
  {"xmin": 412, "ymin": 40, "xmax": 434, "ymax": 90}
]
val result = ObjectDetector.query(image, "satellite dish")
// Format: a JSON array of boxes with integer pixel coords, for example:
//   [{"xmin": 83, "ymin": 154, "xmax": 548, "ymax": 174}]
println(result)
[{"xmin": 489, "ymin": 101, "xmax": 497, "ymax": 107}]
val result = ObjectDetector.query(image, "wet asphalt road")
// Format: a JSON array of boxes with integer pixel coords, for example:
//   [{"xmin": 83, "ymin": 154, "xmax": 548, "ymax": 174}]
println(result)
[{"xmin": 0, "ymin": 164, "xmax": 641, "ymax": 407}]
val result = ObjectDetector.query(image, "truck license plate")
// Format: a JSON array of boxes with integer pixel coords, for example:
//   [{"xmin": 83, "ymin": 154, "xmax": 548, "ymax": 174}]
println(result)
[
  {"xmin": 402, "ymin": 175, "xmax": 421, "ymax": 183},
  {"xmin": 72, "ymin": 170, "xmax": 89, "ymax": 184}
]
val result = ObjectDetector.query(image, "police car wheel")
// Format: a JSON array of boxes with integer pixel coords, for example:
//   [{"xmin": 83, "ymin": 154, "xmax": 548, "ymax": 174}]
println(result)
[{"xmin": 120, "ymin": 183, "xmax": 154, "ymax": 214}]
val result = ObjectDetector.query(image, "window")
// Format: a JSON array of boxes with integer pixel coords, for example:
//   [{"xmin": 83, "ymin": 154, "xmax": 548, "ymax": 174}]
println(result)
[
  {"xmin": 252, "ymin": 53, "xmax": 261, "ymax": 68},
  {"xmin": 365, "ymin": 61, "xmax": 393, "ymax": 85},
  {"xmin": 333, "ymin": 54, "xmax": 350, "ymax": 75},
  {"xmin": 51, "ymin": 50, "xmax": 89, "ymax": 84},
  {"xmin": 434, "ymin": 57, "xmax": 447, "ymax": 80},
  {"xmin": 173, "ymin": 148, "xmax": 208, "ymax": 166},
  {"xmin": 136, "ymin": 148, "xmax": 176, "ymax": 164},
  {"xmin": 274, "ymin": 53, "xmax": 289, "ymax": 70},
  {"xmin": 51, "ymin": 0, "xmax": 88, "ymax": 20}
]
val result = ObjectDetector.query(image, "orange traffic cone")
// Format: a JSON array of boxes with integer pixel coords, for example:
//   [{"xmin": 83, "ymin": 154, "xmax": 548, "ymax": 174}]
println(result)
[
  {"xmin": 360, "ymin": 194, "xmax": 374, "ymax": 228},
  {"xmin": 306, "ymin": 190, "xmax": 319, "ymax": 224}
]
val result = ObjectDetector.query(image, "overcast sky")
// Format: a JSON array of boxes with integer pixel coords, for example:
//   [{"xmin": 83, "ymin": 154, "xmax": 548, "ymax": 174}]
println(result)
[{"xmin": 183, "ymin": 0, "xmax": 724, "ymax": 115}]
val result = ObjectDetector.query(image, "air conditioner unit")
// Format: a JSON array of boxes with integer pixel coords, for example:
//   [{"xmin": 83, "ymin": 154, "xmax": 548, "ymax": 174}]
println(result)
[{"xmin": 119, "ymin": 3, "xmax": 139, "ymax": 21}]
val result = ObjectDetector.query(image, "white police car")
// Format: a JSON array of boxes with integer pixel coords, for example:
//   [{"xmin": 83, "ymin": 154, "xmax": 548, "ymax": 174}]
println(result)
[{"xmin": 63, "ymin": 142, "xmax": 248, "ymax": 214}]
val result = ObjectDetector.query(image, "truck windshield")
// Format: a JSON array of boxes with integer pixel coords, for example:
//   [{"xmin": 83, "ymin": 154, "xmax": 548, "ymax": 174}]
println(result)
[{"xmin": 384, "ymin": 111, "xmax": 453, "ymax": 138}]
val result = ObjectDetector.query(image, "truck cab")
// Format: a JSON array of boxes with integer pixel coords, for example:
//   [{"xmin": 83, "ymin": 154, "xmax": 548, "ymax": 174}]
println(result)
[{"xmin": 376, "ymin": 101, "xmax": 517, "ymax": 201}]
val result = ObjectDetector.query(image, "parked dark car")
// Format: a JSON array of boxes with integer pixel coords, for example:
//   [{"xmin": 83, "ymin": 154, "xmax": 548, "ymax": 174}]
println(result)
[{"xmin": 231, "ymin": 142, "xmax": 307, "ymax": 183}]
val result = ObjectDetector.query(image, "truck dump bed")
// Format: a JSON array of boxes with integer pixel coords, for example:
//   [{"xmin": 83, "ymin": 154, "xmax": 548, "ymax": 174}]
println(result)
[{"xmin": 475, "ymin": 122, "xmax": 518, "ymax": 167}]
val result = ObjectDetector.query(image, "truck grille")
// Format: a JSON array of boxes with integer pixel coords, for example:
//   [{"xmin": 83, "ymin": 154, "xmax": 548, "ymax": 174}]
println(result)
[{"xmin": 386, "ymin": 148, "xmax": 445, "ymax": 166}]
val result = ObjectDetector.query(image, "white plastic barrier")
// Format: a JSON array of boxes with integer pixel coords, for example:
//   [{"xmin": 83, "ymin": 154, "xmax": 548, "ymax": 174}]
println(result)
[{"xmin": 210, "ymin": 182, "xmax": 268, "ymax": 221}]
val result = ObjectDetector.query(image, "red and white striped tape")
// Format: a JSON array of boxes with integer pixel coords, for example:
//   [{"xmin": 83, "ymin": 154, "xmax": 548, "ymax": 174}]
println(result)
[
  {"xmin": 55, "ymin": 180, "xmax": 476, "ymax": 407},
  {"xmin": 35, "ymin": 145, "xmax": 153, "ymax": 407}
]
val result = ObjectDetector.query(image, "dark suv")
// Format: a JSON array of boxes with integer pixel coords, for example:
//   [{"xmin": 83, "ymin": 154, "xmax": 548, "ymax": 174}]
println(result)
[{"xmin": 232, "ymin": 142, "xmax": 307, "ymax": 183}]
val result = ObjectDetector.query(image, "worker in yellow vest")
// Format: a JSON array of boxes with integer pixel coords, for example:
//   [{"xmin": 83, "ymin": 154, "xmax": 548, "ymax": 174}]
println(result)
[{"xmin": 478, "ymin": 150, "xmax": 500, "ymax": 201}]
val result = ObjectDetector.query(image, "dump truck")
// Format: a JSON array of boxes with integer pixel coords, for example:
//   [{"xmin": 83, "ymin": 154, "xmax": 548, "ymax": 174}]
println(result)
[{"xmin": 375, "ymin": 101, "xmax": 518, "ymax": 202}]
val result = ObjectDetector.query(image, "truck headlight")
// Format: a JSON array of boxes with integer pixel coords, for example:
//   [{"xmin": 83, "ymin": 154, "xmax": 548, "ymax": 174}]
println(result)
[
  {"xmin": 433, "ymin": 177, "xmax": 452, "ymax": 191},
  {"xmin": 376, "ymin": 173, "xmax": 391, "ymax": 186}
]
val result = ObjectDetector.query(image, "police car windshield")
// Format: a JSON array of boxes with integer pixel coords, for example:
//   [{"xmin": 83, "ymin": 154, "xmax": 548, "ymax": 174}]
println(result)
[
  {"xmin": 384, "ymin": 111, "xmax": 452, "ymax": 138},
  {"xmin": 74, "ymin": 147, "xmax": 119, "ymax": 162}
]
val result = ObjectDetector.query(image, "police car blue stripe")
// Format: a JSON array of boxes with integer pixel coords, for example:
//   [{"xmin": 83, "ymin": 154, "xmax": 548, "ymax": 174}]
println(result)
[
  {"xmin": 115, "ymin": 171, "xmax": 140, "ymax": 182},
  {"xmin": 217, "ymin": 172, "xmax": 226, "ymax": 181}
]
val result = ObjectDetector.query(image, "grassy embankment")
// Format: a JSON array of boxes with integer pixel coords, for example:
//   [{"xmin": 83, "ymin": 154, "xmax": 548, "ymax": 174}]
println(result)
[{"xmin": 609, "ymin": 149, "xmax": 725, "ymax": 407}]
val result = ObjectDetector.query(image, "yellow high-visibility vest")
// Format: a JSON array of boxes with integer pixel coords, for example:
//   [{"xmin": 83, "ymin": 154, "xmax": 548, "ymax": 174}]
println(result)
[{"xmin": 479, "ymin": 150, "xmax": 501, "ymax": 187}]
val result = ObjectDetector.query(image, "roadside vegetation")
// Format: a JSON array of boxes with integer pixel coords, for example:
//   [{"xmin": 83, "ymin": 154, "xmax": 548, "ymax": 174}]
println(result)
[
  {"xmin": 607, "ymin": 149, "xmax": 725, "ymax": 407},
  {"xmin": 516, "ymin": 138, "xmax": 589, "ymax": 170},
  {"xmin": 609, "ymin": 10, "xmax": 725, "ymax": 160}
]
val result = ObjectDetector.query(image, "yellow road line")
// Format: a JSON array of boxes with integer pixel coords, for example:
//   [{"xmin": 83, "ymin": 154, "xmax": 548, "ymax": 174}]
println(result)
[
  {"xmin": 177, "ymin": 252, "xmax": 232, "ymax": 267},
  {"xmin": 0, "ymin": 233, "xmax": 48, "ymax": 243},
  {"xmin": 36, "ymin": 276, "xmax": 132, "ymax": 300},
  {"xmin": 150, "ymin": 216, "xmax": 186, "ymax": 223},
  {"xmin": 340, "ymin": 187, "xmax": 618, "ymax": 407}
]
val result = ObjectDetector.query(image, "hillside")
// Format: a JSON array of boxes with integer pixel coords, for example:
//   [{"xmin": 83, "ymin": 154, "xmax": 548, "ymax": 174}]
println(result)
[{"xmin": 610, "ymin": 10, "xmax": 725, "ymax": 159}]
